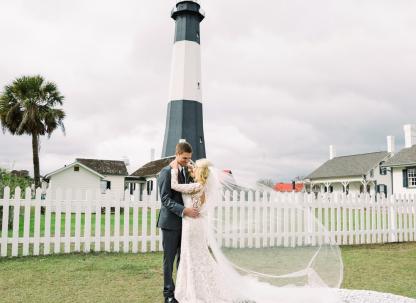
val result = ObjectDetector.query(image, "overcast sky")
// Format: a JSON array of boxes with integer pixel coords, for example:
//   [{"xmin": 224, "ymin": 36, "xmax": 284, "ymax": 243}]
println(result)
[{"xmin": 0, "ymin": 0, "xmax": 415, "ymax": 182}]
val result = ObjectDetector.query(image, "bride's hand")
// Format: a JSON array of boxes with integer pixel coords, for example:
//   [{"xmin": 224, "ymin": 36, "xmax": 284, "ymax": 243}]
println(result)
[{"xmin": 170, "ymin": 160, "xmax": 178, "ymax": 169}]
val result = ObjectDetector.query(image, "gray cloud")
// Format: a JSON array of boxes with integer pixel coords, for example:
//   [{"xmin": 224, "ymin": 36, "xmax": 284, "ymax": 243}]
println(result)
[{"xmin": 0, "ymin": 0, "xmax": 415, "ymax": 182}]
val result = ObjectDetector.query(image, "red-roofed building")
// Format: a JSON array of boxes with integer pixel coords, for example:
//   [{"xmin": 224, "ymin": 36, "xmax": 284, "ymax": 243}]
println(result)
[{"xmin": 274, "ymin": 182, "xmax": 304, "ymax": 193}]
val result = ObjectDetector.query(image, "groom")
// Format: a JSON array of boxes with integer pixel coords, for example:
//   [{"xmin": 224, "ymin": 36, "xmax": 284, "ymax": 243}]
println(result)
[{"xmin": 157, "ymin": 141, "xmax": 200, "ymax": 303}]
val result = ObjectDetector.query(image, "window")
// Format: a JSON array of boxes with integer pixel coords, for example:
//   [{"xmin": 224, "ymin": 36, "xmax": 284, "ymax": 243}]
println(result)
[
  {"xmin": 147, "ymin": 180, "xmax": 154, "ymax": 195},
  {"xmin": 100, "ymin": 181, "xmax": 111, "ymax": 194},
  {"xmin": 379, "ymin": 162, "xmax": 387, "ymax": 175},
  {"xmin": 408, "ymin": 168, "xmax": 416, "ymax": 187},
  {"xmin": 74, "ymin": 166, "xmax": 79, "ymax": 172},
  {"xmin": 378, "ymin": 184, "xmax": 387, "ymax": 197}
]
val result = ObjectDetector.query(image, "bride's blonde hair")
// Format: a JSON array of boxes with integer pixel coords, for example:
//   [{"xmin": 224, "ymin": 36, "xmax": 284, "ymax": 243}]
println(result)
[{"xmin": 194, "ymin": 159, "xmax": 211, "ymax": 185}]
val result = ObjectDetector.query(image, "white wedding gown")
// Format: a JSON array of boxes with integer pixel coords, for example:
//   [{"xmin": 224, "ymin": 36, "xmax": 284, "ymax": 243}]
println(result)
[{"xmin": 170, "ymin": 169, "xmax": 416, "ymax": 303}]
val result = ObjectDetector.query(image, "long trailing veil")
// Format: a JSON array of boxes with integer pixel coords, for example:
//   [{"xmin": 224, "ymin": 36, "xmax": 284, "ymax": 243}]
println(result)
[{"xmin": 203, "ymin": 166, "xmax": 344, "ymax": 303}]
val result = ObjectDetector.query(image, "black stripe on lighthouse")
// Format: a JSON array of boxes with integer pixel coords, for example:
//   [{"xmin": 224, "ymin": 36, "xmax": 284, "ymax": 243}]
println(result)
[
  {"xmin": 162, "ymin": 100, "xmax": 206, "ymax": 160},
  {"xmin": 171, "ymin": 1, "xmax": 205, "ymax": 44}
]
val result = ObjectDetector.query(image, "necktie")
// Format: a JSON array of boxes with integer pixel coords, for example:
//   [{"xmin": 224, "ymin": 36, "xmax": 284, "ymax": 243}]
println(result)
[{"xmin": 181, "ymin": 168, "xmax": 187, "ymax": 183}]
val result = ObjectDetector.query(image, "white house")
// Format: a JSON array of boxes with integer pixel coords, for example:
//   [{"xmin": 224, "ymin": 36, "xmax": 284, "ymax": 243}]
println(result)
[
  {"xmin": 44, "ymin": 158, "xmax": 128, "ymax": 200},
  {"xmin": 129, "ymin": 156, "xmax": 175, "ymax": 200},
  {"xmin": 382, "ymin": 124, "xmax": 416, "ymax": 195},
  {"xmin": 304, "ymin": 140, "xmax": 394, "ymax": 196}
]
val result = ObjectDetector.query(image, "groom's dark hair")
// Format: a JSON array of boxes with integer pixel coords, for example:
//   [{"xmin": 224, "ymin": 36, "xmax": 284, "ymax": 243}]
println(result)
[{"xmin": 176, "ymin": 142, "xmax": 193, "ymax": 154}]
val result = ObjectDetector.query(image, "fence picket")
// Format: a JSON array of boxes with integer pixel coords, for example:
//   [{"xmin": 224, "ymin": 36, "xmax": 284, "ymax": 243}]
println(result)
[
  {"xmin": 239, "ymin": 191, "xmax": 246, "ymax": 248},
  {"xmin": 114, "ymin": 191, "xmax": 121, "ymax": 253},
  {"xmin": 132, "ymin": 189, "xmax": 139, "ymax": 253},
  {"xmin": 141, "ymin": 192, "xmax": 149, "ymax": 253},
  {"xmin": 94, "ymin": 190, "xmax": 102, "ymax": 252},
  {"xmin": 33, "ymin": 188, "xmax": 42, "ymax": 255},
  {"xmin": 23, "ymin": 187, "xmax": 31, "ymax": 256},
  {"xmin": 74, "ymin": 189, "xmax": 82, "ymax": 253},
  {"xmin": 232, "ymin": 191, "xmax": 238, "ymax": 248},
  {"xmin": 123, "ymin": 193, "xmax": 130, "ymax": 253},
  {"xmin": 64, "ymin": 189, "xmax": 72, "ymax": 253},
  {"xmin": 150, "ymin": 189, "xmax": 157, "ymax": 252},
  {"xmin": 105, "ymin": 191, "xmax": 111, "ymax": 252},
  {"xmin": 84, "ymin": 190, "xmax": 92, "ymax": 253},
  {"xmin": 54, "ymin": 189, "xmax": 62, "ymax": 254},
  {"xmin": 255, "ymin": 191, "xmax": 261, "ymax": 248},
  {"xmin": 1, "ymin": 187, "xmax": 10, "ymax": 257},
  {"xmin": 225, "ymin": 191, "xmax": 231, "ymax": 248},
  {"xmin": 44, "ymin": 187, "xmax": 52, "ymax": 255}
]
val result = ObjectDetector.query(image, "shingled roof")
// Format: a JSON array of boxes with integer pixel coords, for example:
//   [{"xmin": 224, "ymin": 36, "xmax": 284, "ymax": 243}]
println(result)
[
  {"xmin": 382, "ymin": 145, "xmax": 416, "ymax": 167},
  {"xmin": 306, "ymin": 151, "xmax": 390, "ymax": 180},
  {"xmin": 76, "ymin": 158, "xmax": 128, "ymax": 176},
  {"xmin": 131, "ymin": 156, "xmax": 175, "ymax": 178}
]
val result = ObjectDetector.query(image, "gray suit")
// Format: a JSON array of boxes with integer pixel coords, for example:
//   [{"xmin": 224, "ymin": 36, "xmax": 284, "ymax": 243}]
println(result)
[{"xmin": 157, "ymin": 165, "xmax": 188, "ymax": 299}]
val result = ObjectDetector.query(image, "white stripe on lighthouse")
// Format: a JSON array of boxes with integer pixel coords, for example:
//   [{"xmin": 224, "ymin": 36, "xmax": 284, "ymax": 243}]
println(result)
[{"xmin": 169, "ymin": 40, "xmax": 202, "ymax": 102}]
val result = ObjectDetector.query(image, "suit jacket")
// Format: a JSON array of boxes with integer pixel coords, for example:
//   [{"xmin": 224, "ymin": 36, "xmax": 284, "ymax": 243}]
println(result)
[{"xmin": 157, "ymin": 165, "xmax": 188, "ymax": 230}]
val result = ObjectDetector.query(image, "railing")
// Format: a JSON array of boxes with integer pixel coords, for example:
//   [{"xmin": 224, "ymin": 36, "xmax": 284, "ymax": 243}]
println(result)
[
  {"xmin": 176, "ymin": 0, "xmax": 200, "ymax": 4},
  {"xmin": 172, "ymin": 0, "xmax": 205, "ymax": 18},
  {"xmin": 1, "ymin": 187, "xmax": 415, "ymax": 258}
]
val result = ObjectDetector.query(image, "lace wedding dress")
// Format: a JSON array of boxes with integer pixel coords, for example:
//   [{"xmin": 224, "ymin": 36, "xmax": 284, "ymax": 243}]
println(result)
[{"xmin": 170, "ymin": 168, "xmax": 416, "ymax": 303}]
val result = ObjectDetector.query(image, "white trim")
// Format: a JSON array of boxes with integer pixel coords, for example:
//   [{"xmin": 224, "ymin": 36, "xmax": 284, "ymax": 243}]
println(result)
[
  {"xmin": 383, "ymin": 162, "xmax": 416, "ymax": 168},
  {"xmin": 44, "ymin": 162, "xmax": 105, "ymax": 180},
  {"xmin": 407, "ymin": 168, "xmax": 416, "ymax": 188}
]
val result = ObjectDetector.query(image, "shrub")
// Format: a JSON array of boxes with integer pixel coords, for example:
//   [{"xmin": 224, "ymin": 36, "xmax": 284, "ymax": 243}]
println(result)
[{"xmin": 0, "ymin": 167, "xmax": 32, "ymax": 229}]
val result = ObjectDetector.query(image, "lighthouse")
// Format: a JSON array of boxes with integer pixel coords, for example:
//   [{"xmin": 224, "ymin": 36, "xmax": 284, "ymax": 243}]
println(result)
[{"xmin": 161, "ymin": 0, "xmax": 206, "ymax": 161}]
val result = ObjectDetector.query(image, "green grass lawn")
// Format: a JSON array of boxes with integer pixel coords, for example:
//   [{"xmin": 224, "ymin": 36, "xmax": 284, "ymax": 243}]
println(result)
[{"xmin": 0, "ymin": 242, "xmax": 415, "ymax": 303}]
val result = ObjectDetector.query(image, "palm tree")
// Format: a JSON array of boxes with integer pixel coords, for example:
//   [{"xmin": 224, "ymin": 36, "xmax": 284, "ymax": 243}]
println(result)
[{"xmin": 0, "ymin": 75, "xmax": 65, "ymax": 189}]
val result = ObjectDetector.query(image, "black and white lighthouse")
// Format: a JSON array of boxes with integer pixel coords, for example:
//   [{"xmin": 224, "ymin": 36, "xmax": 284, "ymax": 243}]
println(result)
[{"xmin": 161, "ymin": 0, "xmax": 206, "ymax": 161}]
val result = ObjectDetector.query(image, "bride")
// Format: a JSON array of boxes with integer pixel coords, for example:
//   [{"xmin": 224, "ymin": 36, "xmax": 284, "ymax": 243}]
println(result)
[{"xmin": 169, "ymin": 159, "xmax": 415, "ymax": 303}]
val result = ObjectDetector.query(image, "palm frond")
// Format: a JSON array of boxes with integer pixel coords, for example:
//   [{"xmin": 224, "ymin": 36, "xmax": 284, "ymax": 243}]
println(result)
[{"xmin": 0, "ymin": 75, "xmax": 66, "ymax": 137}]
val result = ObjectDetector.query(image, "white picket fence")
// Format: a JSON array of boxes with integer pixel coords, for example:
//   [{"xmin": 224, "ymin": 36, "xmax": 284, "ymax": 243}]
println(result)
[{"xmin": 1, "ymin": 187, "xmax": 416, "ymax": 258}]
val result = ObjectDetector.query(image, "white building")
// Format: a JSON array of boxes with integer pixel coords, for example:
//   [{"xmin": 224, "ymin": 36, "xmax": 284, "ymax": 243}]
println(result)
[
  {"xmin": 382, "ymin": 124, "xmax": 416, "ymax": 195},
  {"xmin": 304, "ymin": 142, "xmax": 393, "ymax": 196},
  {"xmin": 44, "ymin": 158, "xmax": 128, "ymax": 200},
  {"xmin": 129, "ymin": 156, "xmax": 175, "ymax": 200}
]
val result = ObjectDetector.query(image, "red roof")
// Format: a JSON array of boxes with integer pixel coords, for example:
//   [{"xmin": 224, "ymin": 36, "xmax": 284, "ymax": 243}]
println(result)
[{"xmin": 274, "ymin": 183, "xmax": 304, "ymax": 192}]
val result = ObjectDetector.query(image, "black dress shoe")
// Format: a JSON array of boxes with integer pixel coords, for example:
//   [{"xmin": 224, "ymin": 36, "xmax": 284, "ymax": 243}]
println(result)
[{"xmin": 165, "ymin": 297, "xmax": 178, "ymax": 303}]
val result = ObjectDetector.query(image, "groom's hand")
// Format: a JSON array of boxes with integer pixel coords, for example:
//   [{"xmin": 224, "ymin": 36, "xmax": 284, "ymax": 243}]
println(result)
[{"xmin": 183, "ymin": 207, "xmax": 199, "ymax": 218}]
